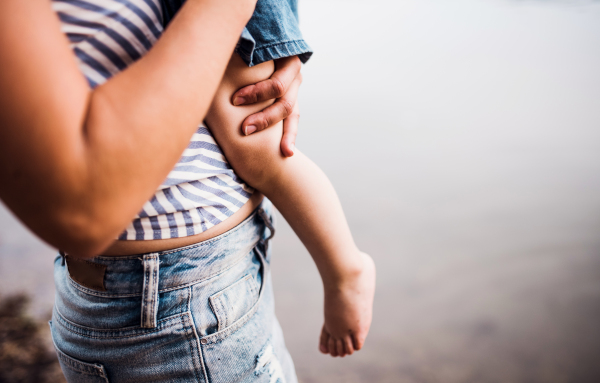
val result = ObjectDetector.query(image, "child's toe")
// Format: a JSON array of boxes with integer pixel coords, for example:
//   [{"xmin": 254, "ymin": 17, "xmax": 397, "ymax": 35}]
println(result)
[
  {"xmin": 328, "ymin": 337, "xmax": 338, "ymax": 357},
  {"xmin": 336, "ymin": 339, "xmax": 345, "ymax": 357},
  {"xmin": 344, "ymin": 336, "xmax": 354, "ymax": 355},
  {"xmin": 319, "ymin": 326, "xmax": 330, "ymax": 354}
]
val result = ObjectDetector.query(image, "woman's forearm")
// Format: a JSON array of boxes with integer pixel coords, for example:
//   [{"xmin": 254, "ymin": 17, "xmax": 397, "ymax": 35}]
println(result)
[{"xmin": 0, "ymin": 0, "xmax": 256, "ymax": 257}]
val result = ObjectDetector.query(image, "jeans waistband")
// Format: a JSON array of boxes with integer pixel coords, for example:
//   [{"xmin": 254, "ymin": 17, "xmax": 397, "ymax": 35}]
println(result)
[{"xmin": 63, "ymin": 199, "xmax": 275, "ymax": 298}]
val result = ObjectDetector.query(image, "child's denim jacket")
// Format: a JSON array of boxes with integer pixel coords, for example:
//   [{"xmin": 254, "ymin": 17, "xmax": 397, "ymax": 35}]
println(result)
[{"xmin": 161, "ymin": 0, "xmax": 313, "ymax": 67}]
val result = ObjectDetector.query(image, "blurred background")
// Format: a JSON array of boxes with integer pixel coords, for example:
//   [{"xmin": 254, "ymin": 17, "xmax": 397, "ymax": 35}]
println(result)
[{"xmin": 1, "ymin": 0, "xmax": 600, "ymax": 382}]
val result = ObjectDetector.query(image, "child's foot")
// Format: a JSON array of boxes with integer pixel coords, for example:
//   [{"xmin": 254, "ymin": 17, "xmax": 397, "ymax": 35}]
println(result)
[{"xmin": 319, "ymin": 252, "xmax": 376, "ymax": 357}]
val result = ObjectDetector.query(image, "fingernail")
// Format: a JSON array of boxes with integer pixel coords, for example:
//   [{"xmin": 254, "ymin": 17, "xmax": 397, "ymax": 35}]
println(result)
[
  {"xmin": 244, "ymin": 125, "xmax": 257, "ymax": 135},
  {"xmin": 233, "ymin": 96, "xmax": 246, "ymax": 106},
  {"xmin": 290, "ymin": 143, "xmax": 296, "ymax": 155}
]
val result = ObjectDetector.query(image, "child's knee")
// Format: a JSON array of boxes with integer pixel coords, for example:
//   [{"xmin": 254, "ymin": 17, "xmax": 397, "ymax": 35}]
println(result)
[{"xmin": 204, "ymin": 54, "xmax": 284, "ymax": 188}]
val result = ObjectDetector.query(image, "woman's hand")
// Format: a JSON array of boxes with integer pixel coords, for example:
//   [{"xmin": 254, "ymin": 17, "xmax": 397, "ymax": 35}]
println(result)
[{"xmin": 231, "ymin": 55, "xmax": 302, "ymax": 157}]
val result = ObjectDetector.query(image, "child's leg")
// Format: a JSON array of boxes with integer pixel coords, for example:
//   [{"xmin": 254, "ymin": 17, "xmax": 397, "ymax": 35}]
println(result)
[{"xmin": 205, "ymin": 53, "xmax": 376, "ymax": 357}]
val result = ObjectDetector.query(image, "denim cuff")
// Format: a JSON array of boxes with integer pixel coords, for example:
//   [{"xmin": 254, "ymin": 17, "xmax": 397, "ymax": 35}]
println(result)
[
  {"xmin": 236, "ymin": 30, "xmax": 313, "ymax": 67},
  {"xmin": 253, "ymin": 40, "xmax": 313, "ymax": 66}
]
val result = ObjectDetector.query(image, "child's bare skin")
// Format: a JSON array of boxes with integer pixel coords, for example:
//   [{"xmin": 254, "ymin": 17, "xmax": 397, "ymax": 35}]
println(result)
[{"xmin": 205, "ymin": 53, "xmax": 376, "ymax": 357}]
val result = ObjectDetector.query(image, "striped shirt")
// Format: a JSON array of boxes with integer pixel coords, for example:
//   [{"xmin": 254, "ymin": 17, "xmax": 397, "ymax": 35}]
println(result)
[{"xmin": 52, "ymin": 0, "xmax": 254, "ymax": 240}]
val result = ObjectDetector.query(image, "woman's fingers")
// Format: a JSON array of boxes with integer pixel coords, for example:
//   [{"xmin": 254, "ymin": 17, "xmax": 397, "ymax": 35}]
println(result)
[
  {"xmin": 234, "ymin": 56, "xmax": 303, "ymax": 156},
  {"xmin": 280, "ymin": 102, "xmax": 299, "ymax": 157},
  {"xmin": 240, "ymin": 73, "xmax": 301, "ymax": 136},
  {"xmin": 232, "ymin": 56, "xmax": 301, "ymax": 106}
]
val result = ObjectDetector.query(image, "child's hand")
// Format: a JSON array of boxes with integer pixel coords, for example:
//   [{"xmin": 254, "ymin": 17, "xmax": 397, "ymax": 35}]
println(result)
[{"xmin": 319, "ymin": 252, "xmax": 376, "ymax": 357}]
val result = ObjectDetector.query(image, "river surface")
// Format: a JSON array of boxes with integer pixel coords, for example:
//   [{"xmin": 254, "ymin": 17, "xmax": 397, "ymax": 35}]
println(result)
[{"xmin": 1, "ymin": 0, "xmax": 600, "ymax": 382}]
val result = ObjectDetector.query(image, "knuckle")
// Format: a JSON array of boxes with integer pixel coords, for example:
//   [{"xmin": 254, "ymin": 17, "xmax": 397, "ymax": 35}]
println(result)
[
  {"xmin": 279, "ymin": 99, "xmax": 294, "ymax": 116},
  {"xmin": 248, "ymin": 85, "xmax": 261, "ymax": 103},
  {"xmin": 271, "ymin": 78, "xmax": 286, "ymax": 98},
  {"xmin": 259, "ymin": 114, "xmax": 271, "ymax": 129}
]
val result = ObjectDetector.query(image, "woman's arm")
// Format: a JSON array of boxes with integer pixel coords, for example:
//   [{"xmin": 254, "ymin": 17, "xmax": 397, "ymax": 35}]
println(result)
[{"xmin": 0, "ymin": 0, "xmax": 256, "ymax": 257}]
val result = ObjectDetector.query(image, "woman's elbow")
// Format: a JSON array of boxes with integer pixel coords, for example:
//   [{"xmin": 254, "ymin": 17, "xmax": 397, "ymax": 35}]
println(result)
[
  {"xmin": 59, "ymin": 221, "xmax": 114, "ymax": 259},
  {"xmin": 36, "ymin": 206, "xmax": 119, "ymax": 259}
]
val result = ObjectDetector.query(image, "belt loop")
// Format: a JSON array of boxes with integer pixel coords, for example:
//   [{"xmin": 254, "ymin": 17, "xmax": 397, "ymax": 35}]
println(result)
[
  {"xmin": 257, "ymin": 208, "xmax": 275, "ymax": 252},
  {"xmin": 140, "ymin": 253, "xmax": 160, "ymax": 329}
]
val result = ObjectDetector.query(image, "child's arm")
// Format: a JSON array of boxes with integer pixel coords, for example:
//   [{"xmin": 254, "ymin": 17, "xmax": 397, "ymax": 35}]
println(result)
[{"xmin": 205, "ymin": 54, "xmax": 376, "ymax": 357}]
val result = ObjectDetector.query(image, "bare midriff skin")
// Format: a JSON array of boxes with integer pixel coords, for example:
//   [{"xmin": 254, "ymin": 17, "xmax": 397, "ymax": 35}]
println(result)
[
  {"xmin": 102, "ymin": 192, "xmax": 264, "ymax": 255},
  {"xmin": 103, "ymin": 56, "xmax": 276, "ymax": 256}
]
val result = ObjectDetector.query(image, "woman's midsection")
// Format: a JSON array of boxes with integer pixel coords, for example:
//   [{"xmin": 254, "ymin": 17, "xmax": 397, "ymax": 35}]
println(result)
[
  {"xmin": 103, "ymin": 192, "xmax": 264, "ymax": 256},
  {"xmin": 103, "ymin": 55, "xmax": 275, "ymax": 256}
]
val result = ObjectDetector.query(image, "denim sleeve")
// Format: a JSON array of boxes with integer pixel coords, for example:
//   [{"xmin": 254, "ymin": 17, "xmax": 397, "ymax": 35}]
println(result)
[
  {"xmin": 160, "ymin": 0, "xmax": 312, "ymax": 67},
  {"xmin": 237, "ymin": 0, "xmax": 313, "ymax": 67}
]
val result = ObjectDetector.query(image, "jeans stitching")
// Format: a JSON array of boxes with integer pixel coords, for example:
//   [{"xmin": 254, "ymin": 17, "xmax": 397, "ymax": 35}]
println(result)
[
  {"xmin": 201, "ymin": 248, "xmax": 268, "ymax": 345},
  {"xmin": 54, "ymin": 305, "xmax": 189, "ymax": 339},
  {"xmin": 186, "ymin": 288, "xmax": 210, "ymax": 383},
  {"xmin": 69, "ymin": 248, "xmax": 256, "ymax": 298}
]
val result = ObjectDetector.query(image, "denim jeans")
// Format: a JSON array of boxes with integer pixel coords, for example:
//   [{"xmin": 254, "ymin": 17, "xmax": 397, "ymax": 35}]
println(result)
[
  {"xmin": 161, "ymin": 0, "xmax": 312, "ymax": 67},
  {"xmin": 50, "ymin": 199, "xmax": 297, "ymax": 382}
]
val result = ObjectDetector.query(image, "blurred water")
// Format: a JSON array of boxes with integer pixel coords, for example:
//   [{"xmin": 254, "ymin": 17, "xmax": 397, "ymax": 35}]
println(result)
[{"xmin": 1, "ymin": 0, "xmax": 600, "ymax": 382}]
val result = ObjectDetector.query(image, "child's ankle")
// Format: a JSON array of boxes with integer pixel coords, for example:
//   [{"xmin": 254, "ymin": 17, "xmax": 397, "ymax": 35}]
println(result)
[{"xmin": 321, "ymin": 249, "xmax": 367, "ymax": 291}]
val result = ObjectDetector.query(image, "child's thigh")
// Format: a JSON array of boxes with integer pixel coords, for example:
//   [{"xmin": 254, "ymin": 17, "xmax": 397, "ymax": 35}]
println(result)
[{"xmin": 205, "ymin": 53, "xmax": 276, "ymax": 139}]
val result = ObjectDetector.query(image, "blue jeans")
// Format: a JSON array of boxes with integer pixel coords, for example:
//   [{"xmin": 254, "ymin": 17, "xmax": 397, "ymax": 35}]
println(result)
[
  {"xmin": 50, "ymin": 199, "xmax": 297, "ymax": 383},
  {"xmin": 161, "ymin": 0, "xmax": 312, "ymax": 67}
]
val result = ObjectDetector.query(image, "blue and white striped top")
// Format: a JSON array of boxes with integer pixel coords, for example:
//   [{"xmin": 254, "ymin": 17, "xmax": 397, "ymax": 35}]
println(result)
[{"xmin": 52, "ymin": 0, "xmax": 254, "ymax": 240}]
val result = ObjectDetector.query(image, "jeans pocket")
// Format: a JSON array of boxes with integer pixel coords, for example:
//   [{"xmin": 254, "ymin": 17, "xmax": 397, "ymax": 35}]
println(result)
[
  {"xmin": 49, "ymin": 321, "xmax": 110, "ymax": 383},
  {"xmin": 200, "ymin": 247, "xmax": 269, "ymax": 344},
  {"xmin": 209, "ymin": 273, "xmax": 260, "ymax": 332}
]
